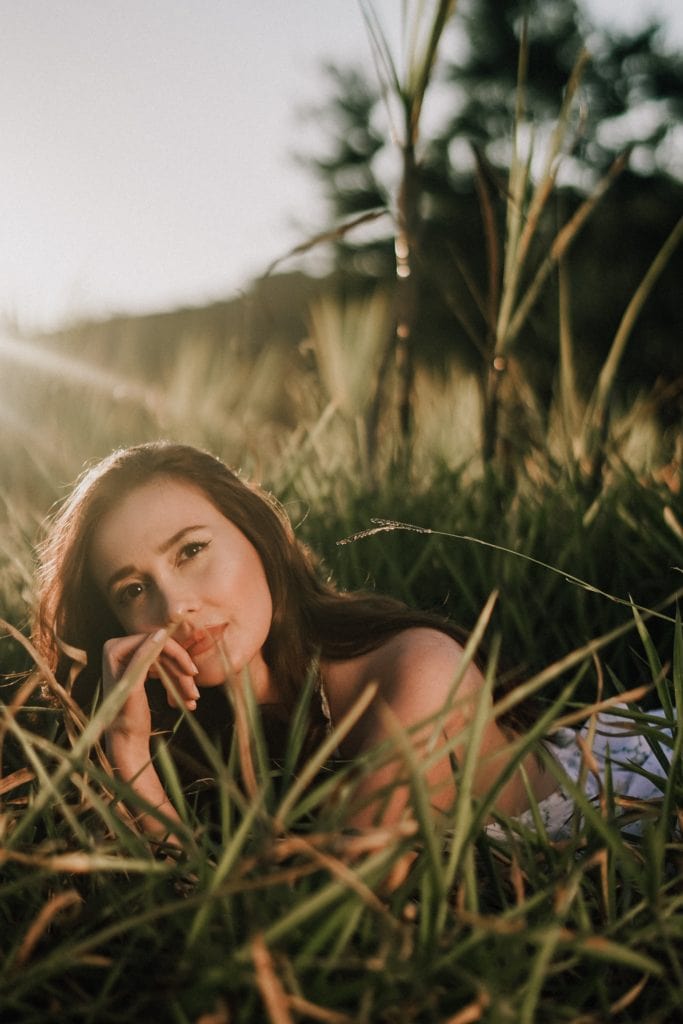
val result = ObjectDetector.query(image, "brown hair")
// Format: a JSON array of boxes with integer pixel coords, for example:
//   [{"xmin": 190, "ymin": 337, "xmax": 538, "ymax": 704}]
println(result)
[{"xmin": 33, "ymin": 442, "xmax": 522, "ymax": 728}]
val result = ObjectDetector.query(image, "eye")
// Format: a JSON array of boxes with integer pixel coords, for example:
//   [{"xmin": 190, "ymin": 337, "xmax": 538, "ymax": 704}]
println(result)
[
  {"xmin": 179, "ymin": 539, "xmax": 209, "ymax": 563},
  {"xmin": 116, "ymin": 581, "xmax": 146, "ymax": 606}
]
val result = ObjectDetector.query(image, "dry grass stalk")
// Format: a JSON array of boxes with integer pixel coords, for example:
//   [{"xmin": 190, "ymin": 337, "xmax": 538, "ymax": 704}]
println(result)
[
  {"xmin": 287, "ymin": 994, "xmax": 355, "ymax": 1024},
  {"xmin": 15, "ymin": 889, "xmax": 82, "ymax": 968},
  {"xmin": 251, "ymin": 934, "xmax": 294, "ymax": 1024},
  {"xmin": 279, "ymin": 834, "xmax": 397, "ymax": 921},
  {"xmin": 608, "ymin": 975, "xmax": 651, "ymax": 1015},
  {"xmin": 444, "ymin": 988, "xmax": 491, "ymax": 1024},
  {"xmin": 504, "ymin": 150, "xmax": 629, "ymax": 352}
]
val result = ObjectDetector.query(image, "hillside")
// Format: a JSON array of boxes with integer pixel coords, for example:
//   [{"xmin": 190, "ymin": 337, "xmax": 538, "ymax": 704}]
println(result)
[{"xmin": 34, "ymin": 271, "xmax": 328, "ymax": 385}]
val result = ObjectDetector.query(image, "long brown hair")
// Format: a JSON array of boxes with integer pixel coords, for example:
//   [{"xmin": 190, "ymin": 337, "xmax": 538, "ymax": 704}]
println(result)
[{"xmin": 33, "ymin": 442, "xmax": 519, "ymax": 726}]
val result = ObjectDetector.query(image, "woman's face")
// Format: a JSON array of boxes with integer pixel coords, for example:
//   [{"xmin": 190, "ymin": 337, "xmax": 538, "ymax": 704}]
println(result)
[{"xmin": 89, "ymin": 476, "xmax": 274, "ymax": 693}]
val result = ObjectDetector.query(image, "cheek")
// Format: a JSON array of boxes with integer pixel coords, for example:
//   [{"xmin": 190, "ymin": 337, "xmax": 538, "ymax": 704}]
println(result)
[
  {"xmin": 262, "ymin": 577, "xmax": 286, "ymax": 636},
  {"xmin": 257, "ymin": 572, "xmax": 274, "ymax": 626},
  {"xmin": 242, "ymin": 553, "xmax": 274, "ymax": 625},
  {"xmin": 108, "ymin": 602, "xmax": 133, "ymax": 634},
  {"xmin": 253, "ymin": 582, "xmax": 274, "ymax": 640},
  {"xmin": 113, "ymin": 598, "xmax": 156, "ymax": 635}
]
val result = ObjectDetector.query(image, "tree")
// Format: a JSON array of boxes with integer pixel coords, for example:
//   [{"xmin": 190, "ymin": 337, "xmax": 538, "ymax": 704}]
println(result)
[
  {"xmin": 303, "ymin": 0, "xmax": 683, "ymax": 472},
  {"xmin": 445, "ymin": 0, "xmax": 683, "ymax": 183}
]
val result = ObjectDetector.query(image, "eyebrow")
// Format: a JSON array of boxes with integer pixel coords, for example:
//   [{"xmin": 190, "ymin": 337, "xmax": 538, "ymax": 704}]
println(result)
[{"xmin": 104, "ymin": 524, "xmax": 208, "ymax": 593}]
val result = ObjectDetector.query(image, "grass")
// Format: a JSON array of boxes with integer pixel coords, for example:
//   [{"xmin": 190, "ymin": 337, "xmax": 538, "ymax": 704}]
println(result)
[
  {"xmin": 1, "ymin": 4, "xmax": 682, "ymax": 1016},
  {"xmin": 1, "ymin": 285, "xmax": 682, "ymax": 1024},
  {"xmin": 0, "ymin": 596, "xmax": 681, "ymax": 1023},
  {"xmin": 1, "ymin": 428, "xmax": 682, "ymax": 1021}
]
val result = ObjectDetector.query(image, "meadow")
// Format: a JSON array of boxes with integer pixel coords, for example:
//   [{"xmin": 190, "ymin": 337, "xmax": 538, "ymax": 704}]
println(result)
[
  {"xmin": 0, "ymin": 292, "xmax": 682, "ymax": 1022},
  {"xmin": 2, "ymin": 2, "xmax": 683, "ymax": 1019}
]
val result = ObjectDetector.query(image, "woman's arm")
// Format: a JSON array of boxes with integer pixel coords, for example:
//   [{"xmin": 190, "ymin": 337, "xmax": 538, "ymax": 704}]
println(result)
[
  {"xmin": 340, "ymin": 628, "xmax": 492, "ymax": 829},
  {"xmin": 101, "ymin": 629, "xmax": 200, "ymax": 843},
  {"xmin": 344, "ymin": 627, "xmax": 550, "ymax": 837}
]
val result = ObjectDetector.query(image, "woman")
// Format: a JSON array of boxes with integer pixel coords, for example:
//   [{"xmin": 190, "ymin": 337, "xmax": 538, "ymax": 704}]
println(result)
[{"xmin": 32, "ymin": 441, "xmax": 671, "ymax": 842}]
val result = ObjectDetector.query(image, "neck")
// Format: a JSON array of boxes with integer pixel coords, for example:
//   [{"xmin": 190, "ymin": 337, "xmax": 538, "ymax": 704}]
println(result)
[{"xmin": 245, "ymin": 653, "xmax": 279, "ymax": 705}]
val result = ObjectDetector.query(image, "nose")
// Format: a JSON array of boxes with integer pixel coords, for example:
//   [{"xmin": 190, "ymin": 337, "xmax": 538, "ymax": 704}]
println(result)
[{"xmin": 157, "ymin": 580, "xmax": 199, "ymax": 628}]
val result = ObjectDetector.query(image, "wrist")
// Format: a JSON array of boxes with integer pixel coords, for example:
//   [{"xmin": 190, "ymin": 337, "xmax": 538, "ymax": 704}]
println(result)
[{"xmin": 106, "ymin": 728, "xmax": 151, "ymax": 766}]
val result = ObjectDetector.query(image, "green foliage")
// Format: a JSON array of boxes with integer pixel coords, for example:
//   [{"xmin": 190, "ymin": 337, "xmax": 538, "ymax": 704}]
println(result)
[
  {"xmin": 1, "ymin": 319, "xmax": 681, "ymax": 1019},
  {"xmin": 303, "ymin": 0, "xmax": 683, "ymax": 467},
  {"xmin": 449, "ymin": 0, "xmax": 682, "ymax": 179},
  {"xmin": 1, "ymin": 3, "xmax": 682, "ymax": 1019},
  {"xmin": 1, "ymin": 609, "xmax": 682, "ymax": 1022}
]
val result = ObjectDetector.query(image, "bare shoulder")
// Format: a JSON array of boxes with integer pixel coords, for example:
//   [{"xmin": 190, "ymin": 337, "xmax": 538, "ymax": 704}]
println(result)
[
  {"xmin": 324, "ymin": 627, "xmax": 485, "ymax": 753},
  {"xmin": 375, "ymin": 626, "xmax": 465, "ymax": 668},
  {"xmin": 368, "ymin": 627, "xmax": 482, "ymax": 703},
  {"xmin": 325, "ymin": 627, "xmax": 481, "ymax": 702}
]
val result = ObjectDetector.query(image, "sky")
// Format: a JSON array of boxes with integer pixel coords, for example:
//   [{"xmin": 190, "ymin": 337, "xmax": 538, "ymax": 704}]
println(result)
[{"xmin": 1, "ymin": 0, "xmax": 681, "ymax": 333}]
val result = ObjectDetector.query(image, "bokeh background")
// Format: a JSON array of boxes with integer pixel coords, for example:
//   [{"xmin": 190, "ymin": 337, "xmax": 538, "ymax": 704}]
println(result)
[{"xmin": 1, "ymin": 0, "xmax": 681, "ymax": 328}]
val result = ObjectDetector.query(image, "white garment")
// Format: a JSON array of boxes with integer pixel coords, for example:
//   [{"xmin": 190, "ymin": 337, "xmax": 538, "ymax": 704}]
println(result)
[{"xmin": 487, "ymin": 706, "xmax": 677, "ymax": 841}]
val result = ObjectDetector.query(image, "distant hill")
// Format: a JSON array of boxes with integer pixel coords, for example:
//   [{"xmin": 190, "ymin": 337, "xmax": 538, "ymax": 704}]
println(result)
[
  {"xmin": 35, "ymin": 271, "xmax": 330, "ymax": 384},
  {"xmin": 32, "ymin": 170, "xmax": 683, "ymax": 432}
]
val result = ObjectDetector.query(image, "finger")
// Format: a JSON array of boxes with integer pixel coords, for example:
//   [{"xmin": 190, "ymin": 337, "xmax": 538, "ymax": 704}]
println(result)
[
  {"xmin": 155, "ymin": 660, "xmax": 200, "ymax": 710},
  {"xmin": 109, "ymin": 628, "xmax": 177, "ymax": 691},
  {"xmin": 103, "ymin": 630, "xmax": 200, "ymax": 710},
  {"xmin": 102, "ymin": 633, "xmax": 159, "ymax": 694},
  {"xmin": 154, "ymin": 636, "xmax": 200, "ymax": 710},
  {"xmin": 103, "ymin": 633, "xmax": 150, "ymax": 672},
  {"xmin": 154, "ymin": 636, "xmax": 200, "ymax": 678},
  {"xmin": 151, "ymin": 650, "xmax": 200, "ymax": 710}
]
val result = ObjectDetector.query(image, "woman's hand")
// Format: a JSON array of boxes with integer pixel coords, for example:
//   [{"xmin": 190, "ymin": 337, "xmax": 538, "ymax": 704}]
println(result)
[
  {"xmin": 102, "ymin": 628, "xmax": 200, "ymax": 742},
  {"xmin": 101, "ymin": 628, "xmax": 200, "ymax": 842}
]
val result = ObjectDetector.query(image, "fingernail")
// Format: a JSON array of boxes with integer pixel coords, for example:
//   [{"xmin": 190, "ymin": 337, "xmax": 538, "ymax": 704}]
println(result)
[
  {"xmin": 152, "ymin": 628, "xmax": 168, "ymax": 643},
  {"xmin": 190, "ymin": 661, "xmax": 199, "ymax": 675},
  {"xmin": 191, "ymin": 683, "xmax": 200, "ymax": 699},
  {"xmin": 187, "ymin": 699, "xmax": 197, "ymax": 711}
]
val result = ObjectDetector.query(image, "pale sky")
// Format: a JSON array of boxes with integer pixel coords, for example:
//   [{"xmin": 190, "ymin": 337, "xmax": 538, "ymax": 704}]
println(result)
[{"xmin": 1, "ymin": 0, "xmax": 681, "ymax": 332}]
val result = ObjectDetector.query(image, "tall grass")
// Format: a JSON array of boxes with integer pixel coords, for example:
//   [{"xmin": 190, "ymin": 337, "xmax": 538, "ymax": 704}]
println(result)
[
  {"xmin": 1, "ymin": 580, "xmax": 681, "ymax": 1022},
  {"xmin": 2, "ymin": 329, "xmax": 681, "ymax": 1021},
  {"xmin": 1, "ymin": 332, "xmax": 681, "ymax": 1021},
  {"xmin": 1, "ymin": 4, "xmax": 682, "ymax": 1019}
]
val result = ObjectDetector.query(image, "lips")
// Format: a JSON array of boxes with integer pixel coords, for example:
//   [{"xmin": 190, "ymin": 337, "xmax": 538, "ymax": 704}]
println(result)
[{"xmin": 182, "ymin": 624, "xmax": 227, "ymax": 659}]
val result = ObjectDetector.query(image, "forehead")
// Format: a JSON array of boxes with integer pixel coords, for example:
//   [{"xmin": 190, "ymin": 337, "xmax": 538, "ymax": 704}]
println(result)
[{"xmin": 89, "ymin": 476, "xmax": 226, "ymax": 574}]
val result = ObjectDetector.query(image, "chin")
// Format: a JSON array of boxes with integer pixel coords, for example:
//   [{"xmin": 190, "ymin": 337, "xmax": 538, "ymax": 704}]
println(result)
[
  {"xmin": 194, "ymin": 654, "xmax": 232, "ymax": 687},
  {"xmin": 195, "ymin": 648, "xmax": 251, "ymax": 687},
  {"xmin": 194, "ymin": 643, "xmax": 270, "ymax": 697},
  {"xmin": 194, "ymin": 663, "xmax": 232, "ymax": 688},
  {"xmin": 196, "ymin": 672, "xmax": 229, "ymax": 688}
]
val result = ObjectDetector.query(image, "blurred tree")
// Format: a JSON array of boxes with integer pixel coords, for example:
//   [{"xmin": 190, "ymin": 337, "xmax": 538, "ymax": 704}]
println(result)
[
  {"xmin": 303, "ymin": 0, "xmax": 683, "ymax": 468},
  {"xmin": 309, "ymin": 64, "xmax": 389, "ymax": 280},
  {"xmin": 446, "ymin": 0, "xmax": 683, "ymax": 181}
]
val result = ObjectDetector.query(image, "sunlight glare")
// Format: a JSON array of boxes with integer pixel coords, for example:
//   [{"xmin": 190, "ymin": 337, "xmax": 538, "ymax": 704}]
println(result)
[{"xmin": 0, "ymin": 332, "xmax": 156, "ymax": 406}]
